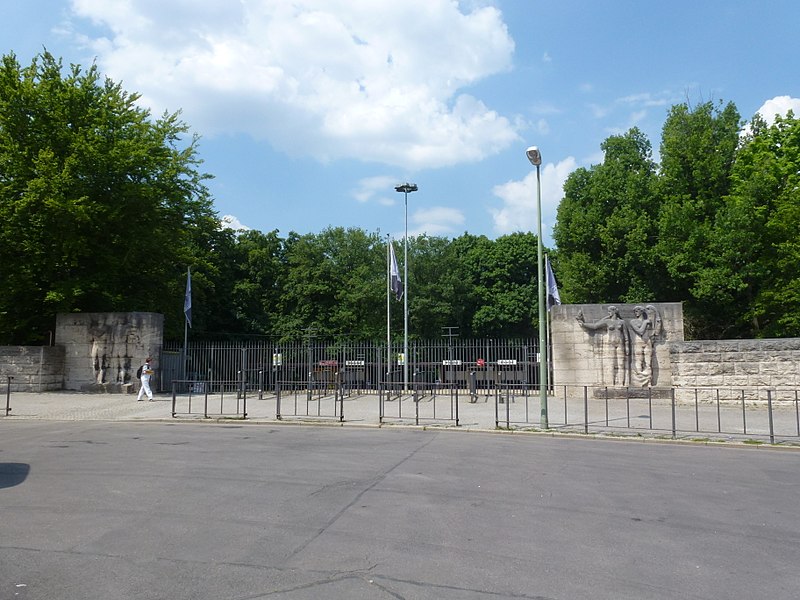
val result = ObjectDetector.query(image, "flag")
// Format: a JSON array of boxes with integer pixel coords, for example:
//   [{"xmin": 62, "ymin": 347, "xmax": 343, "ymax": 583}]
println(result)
[
  {"xmin": 389, "ymin": 242, "xmax": 403, "ymax": 301},
  {"xmin": 184, "ymin": 267, "xmax": 192, "ymax": 328},
  {"xmin": 545, "ymin": 255, "xmax": 561, "ymax": 311}
]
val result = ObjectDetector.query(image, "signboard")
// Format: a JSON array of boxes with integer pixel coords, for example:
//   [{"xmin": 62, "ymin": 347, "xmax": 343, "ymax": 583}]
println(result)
[
  {"xmin": 476, "ymin": 358, "xmax": 486, "ymax": 367},
  {"xmin": 497, "ymin": 359, "xmax": 518, "ymax": 366},
  {"xmin": 442, "ymin": 359, "xmax": 463, "ymax": 366},
  {"xmin": 345, "ymin": 360, "xmax": 365, "ymax": 367},
  {"xmin": 272, "ymin": 353, "xmax": 283, "ymax": 366},
  {"xmin": 397, "ymin": 353, "xmax": 405, "ymax": 366},
  {"xmin": 319, "ymin": 360, "xmax": 338, "ymax": 367}
]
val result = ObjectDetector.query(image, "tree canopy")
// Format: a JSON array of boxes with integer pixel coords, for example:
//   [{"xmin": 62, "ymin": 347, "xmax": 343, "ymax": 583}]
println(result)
[
  {"xmin": 2, "ymin": 52, "xmax": 799, "ymax": 344},
  {"xmin": 0, "ymin": 52, "xmax": 219, "ymax": 343}
]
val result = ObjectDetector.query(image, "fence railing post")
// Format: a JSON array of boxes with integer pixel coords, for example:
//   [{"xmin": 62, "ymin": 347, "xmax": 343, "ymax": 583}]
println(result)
[
  {"xmin": 5, "ymin": 375, "xmax": 13, "ymax": 416},
  {"xmin": 583, "ymin": 386, "xmax": 588, "ymax": 434},
  {"xmin": 671, "ymin": 388, "xmax": 676, "ymax": 439},
  {"xmin": 767, "ymin": 389, "xmax": 775, "ymax": 444}
]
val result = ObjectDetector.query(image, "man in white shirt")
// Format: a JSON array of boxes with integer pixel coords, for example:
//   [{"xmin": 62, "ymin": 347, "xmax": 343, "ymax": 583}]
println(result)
[{"xmin": 137, "ymin": 357, "xmax": 155, "ymax": 401}]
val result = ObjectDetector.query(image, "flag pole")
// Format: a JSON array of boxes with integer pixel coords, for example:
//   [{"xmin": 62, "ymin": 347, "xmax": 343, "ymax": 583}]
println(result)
[
  {"xmin": 183, "ymin": 267, "xmax": 192, "ymax": 384},
  {"xmin": 545, "ymin": 254, "xmax": 551, "ymax": 392},
  {"xmin": 386, "ymin": 235, "xmax": 391, "ymax": 381}
]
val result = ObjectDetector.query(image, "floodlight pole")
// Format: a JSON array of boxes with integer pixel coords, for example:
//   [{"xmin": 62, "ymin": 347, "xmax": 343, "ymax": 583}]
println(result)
[
  {"xmin": 395, "ymin": 183, "xmax": 417, "ymax": 392},
  {"xmin": 526, "ymin": 147, "xmax": 548, "ymax": 429}
]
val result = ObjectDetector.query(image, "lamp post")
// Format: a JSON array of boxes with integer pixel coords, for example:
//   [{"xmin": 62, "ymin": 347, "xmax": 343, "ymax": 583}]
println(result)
[
  {"xmin": 395, "ymin": 183, "xmax": 417, "ymax": 392},
  {"xmin": 526, "ymin": 146, "xmax": 548, "ymax": 429}
]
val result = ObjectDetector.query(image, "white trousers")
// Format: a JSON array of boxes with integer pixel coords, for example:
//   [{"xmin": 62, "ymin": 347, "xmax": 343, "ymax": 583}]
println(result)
[{"xmin": 137, "ymin": 378, "xmax": 153, "ymax": 400}]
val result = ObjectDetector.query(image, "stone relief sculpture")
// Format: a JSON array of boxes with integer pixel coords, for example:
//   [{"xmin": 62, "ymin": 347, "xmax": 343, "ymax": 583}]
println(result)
[
  {"xmin": 576, "ymin": 304, "xmax": 663, "ymax": 387},
  {"xmin": 576, "ymin": 305, "xmax": 628, "ymax": 386}
]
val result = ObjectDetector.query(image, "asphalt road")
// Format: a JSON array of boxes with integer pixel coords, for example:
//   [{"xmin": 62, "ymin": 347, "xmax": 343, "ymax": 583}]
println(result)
[{"xmin": 1, "ymin": 422, "xmax": 799, "ymax": 599}]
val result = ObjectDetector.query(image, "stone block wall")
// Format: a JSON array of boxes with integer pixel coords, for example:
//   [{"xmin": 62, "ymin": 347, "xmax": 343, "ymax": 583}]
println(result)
[
  {"xmin": 670, "ymin": 339, "xmax": 800, "ymax": 390},
  {"xmin": 0, "ymin": 346, "xmax": 65, "ymax": 392},
  {"xmin": 56, "ymin": 312, "xmax": 163, "ymax": 392}
]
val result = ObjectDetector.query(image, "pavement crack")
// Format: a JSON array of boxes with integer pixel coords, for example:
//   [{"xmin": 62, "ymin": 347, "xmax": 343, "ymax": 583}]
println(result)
[{"xmin": 285, "ymin": 433, "xmax": 439, "ymax": 562}]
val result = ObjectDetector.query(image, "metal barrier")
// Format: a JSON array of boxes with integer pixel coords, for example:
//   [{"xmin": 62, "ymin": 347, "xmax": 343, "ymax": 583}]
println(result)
[
  {"xmin": 276, "ymin": 378, "xmax": 344, "ymax": 422},
  {"xmin": 378, "ymin": 380, "xmax": 459, "ymax": 427},
  {"xmin": 171, "ymin": 379, "xmax": 248, "ymax": 419},
  {"xmin": 493, "ymin": 384, "xmax": 800, "ymax": 443}
]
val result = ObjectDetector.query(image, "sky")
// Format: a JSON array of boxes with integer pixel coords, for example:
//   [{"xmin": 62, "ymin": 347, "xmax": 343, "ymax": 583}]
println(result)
[{"xmin": 3, "ymin": 0, "xmax": 800, "ymax": 247}]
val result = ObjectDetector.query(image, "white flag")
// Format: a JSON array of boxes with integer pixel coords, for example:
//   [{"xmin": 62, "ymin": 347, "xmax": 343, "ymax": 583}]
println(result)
[
  {"xmin": 545, "ymin": 255, "xmax": 561, "ymax": 311},
  {"xmin": 389, "ymin": 242, "xmax": 403, "ymax": 301},
  {"xmin": 184, "ymin": 267, "xmax": 192, "ymax": 327}
]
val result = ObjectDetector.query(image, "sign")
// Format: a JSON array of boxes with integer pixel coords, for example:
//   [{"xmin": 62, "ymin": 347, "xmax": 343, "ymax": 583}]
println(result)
[
  {"xmin": 497, "ymin": 359, "xmax": 517, "ymax": 366},
  {"xmin": 319, "ymin": 360, "xmax": 338, "ymax": 367},
  {"xmin": 442, "ymin": 359, "xmax": 462, "ymax": 366},
  {"xmin": 345, "ymin": 360, "xmax": 365, "ymax": 367},
  {"xmin": 272, "ymin": 353, "xmax": 283, "ymax": 366},
  {"xmin": 397, "ymin": 353, "xmax": 405, "ymax": 366},
  {"xmin": 476, "ymin": 358, "xmax": 486, "ymax": 367}
]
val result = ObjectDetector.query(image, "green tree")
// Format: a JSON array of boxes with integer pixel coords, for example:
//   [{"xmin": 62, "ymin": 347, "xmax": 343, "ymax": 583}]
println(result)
[
  {"xmin": 697, "ymin": 112, "xmax": 800, "ymax": 337},
  {"xmin": 277, "ymin": 227, "xmax": 385, "ymax": 338},
  {"xmin": 655, "ymin": 100, "xmax": 742, "ymax": 336},
  {"xmin": 553, "ymin": 128, "xmax": 660, "ymax": 304},
  {"xmin": 0, "ymin": 51, "xmax": 219, "ymax": 343}
]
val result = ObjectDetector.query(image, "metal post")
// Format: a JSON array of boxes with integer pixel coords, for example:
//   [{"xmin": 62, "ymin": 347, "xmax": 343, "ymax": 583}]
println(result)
[
  {"xmin": 4, "ymin": 376, "xmax": 12, "ymax": 416},
  {"xmin": 767, "ymin": 389, "xmax": 775, "ymax": 444},
  {"xmin": 671, "ymin": 388, "xmax": 676, "ymax": 439},
  {"xmin": 535, "ymin": 162, "xmax": 548, "ymax": 428}
]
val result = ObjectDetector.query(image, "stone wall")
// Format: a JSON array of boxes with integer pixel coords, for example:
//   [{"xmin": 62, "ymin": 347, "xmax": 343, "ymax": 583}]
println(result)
[
  {"xmin": 56, "ymin": 312, "xmax": 163, "ymax": 392},
  {"xmin": 551, "ymin": 303, "xmax": 684, "ymax": 388},
  {"xmin": 670, "ymin": 339, "xmax": 800, "ymax": 390},
  {"xmin": 0, "ymin": 346, "xmax": 65, "ymax": 392}
]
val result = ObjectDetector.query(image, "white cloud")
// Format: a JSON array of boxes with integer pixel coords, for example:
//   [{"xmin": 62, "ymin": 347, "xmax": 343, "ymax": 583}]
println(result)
[
  {"xmin": 755, "ymin": 95, "xmax": 800, "ymax": 125},
  {"xmin": 67, "ymin": 0, "xmax": 518, "ymax": 170},
  {"xmin": 220, "ymin": 214, "xmax": 251, "ymax": 231},
  {"xmin": 410, "ymin": 206, "xmax": 465, "ymax": 237},
  {"xmin": 489, "ymin": 157, "xmax": 578, "ymax": 244},
  {"xmin": 352, "ymin": 175, "xmax": 398, "ymax": 204}
]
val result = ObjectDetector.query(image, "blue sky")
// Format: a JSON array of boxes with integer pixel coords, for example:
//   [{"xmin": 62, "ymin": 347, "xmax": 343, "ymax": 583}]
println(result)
[{"xmin": 3, "ymin": 0, "xmax": 799, "ymax": 247}]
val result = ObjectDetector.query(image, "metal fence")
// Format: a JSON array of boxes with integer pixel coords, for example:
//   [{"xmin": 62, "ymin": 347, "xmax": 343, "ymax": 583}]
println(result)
[{"xmin": 161, "ymin": 337, "xmax": 541, "ymax": 395}]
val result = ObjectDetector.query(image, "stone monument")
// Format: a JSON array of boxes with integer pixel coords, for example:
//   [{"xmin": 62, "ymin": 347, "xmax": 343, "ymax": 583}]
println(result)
[{"xmin": 551, "ymin": 302, "xmax": 683, "ymax": 392}]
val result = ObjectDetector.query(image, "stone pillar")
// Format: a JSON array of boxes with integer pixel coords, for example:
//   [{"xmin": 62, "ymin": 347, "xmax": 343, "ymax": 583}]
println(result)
[{"xmin": 56, "ymin": 312, "xmax": 163, "ymax": 392}]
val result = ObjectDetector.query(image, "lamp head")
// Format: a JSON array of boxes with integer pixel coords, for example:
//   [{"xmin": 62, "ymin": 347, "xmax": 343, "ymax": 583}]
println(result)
[
  {"xmin": 395, "ymin": 183, "xmax": 418, "ymax": 194},
  {"xmin": 526, "ymin": 146, "xmax": 542, "ymax": 166}
]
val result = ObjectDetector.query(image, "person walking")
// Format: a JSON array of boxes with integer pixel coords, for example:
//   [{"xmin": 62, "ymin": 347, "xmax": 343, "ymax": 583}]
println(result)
[{"xmin": 137, "ymin": 357, "xmax": 155, "ymax": 401}]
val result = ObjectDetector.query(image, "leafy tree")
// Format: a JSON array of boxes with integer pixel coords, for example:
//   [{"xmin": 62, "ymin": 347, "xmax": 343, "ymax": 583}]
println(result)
[
  {"xmin": 553, "ymin": 128, "xmax": 660, "ymax": 304},
  {"xmin": 655, "ymin": 100, "xmax": 742, "ymax": 336},
  {"xmin": 277, "ymin": 227, "xmax": 385, "ymax": 338},
  {"xmin": 0, "ymin": 51, "xmax": 219, "ymax": 343},
  {"xmin": 697, "ymin": 112, "xmax": 800, "ymax": 337}
]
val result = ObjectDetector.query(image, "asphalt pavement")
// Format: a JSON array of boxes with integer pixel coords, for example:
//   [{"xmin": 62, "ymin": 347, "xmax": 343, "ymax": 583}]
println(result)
[{"xmin": 2, "ymin": 421, "xmax": 799, "ymax": 599}]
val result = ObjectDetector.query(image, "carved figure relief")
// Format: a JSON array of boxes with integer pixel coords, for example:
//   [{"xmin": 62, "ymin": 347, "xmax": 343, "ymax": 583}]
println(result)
[{"xmin": 576, "ymin": 304, "xmax": 663, "ymax": 387}]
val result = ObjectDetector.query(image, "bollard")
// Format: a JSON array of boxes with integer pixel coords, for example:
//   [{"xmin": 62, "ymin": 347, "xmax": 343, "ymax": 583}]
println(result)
[{"xmin": 5, "ymin": 376, "xmax": 13, "ymax": 416}]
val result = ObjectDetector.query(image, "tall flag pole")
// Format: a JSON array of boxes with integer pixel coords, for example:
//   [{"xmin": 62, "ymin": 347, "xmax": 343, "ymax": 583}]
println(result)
[
  {"xmin": 544, "ymin": 254, "xmax": 560, "ymax": 392},
  {"xmin": 183, "ymin": 267, "xmax": 192, "ymax": 382},
  {"xmin": 386, "ymin": 236, "xmax": 391, "ymax": 380},
  {"xmin": 387, "ymin": 238, "xmax": 402, "ymax": 381}
]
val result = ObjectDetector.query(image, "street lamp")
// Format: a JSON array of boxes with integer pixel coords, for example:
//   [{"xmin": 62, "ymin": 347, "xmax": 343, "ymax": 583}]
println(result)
[
  {"xmin": 526, "ymin": 146, "xmax": 548, "ymax": 429},
  {"xmin": 395, "ymin": 183, "xmax": 417, "ymax": 392}
]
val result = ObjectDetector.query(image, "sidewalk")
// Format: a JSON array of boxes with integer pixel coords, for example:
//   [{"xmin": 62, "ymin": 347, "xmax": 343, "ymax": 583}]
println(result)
[{"xmin": 2, "ymin": 389, "xmax": 799, "ymax": 446}]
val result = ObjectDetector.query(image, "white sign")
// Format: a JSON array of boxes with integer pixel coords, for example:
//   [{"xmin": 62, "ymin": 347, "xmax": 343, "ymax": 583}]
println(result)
[
  {"xmin": 345, "ymin": 360, "xmax": 365, "ymax": 367},
  {"xmin": 272, "ymin": 353, "xmax": 283, "ymax": 366},
  {"xmin": 497, "ymin": 359, "xmax": 518, "ymax": 366},
  {"xmin": 397, "ymin": 353, "xmax": 405, "ymax": 366},
  {"xmin": 442, "ymin": 359, "xmax": 463, "ymax": 366}
]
